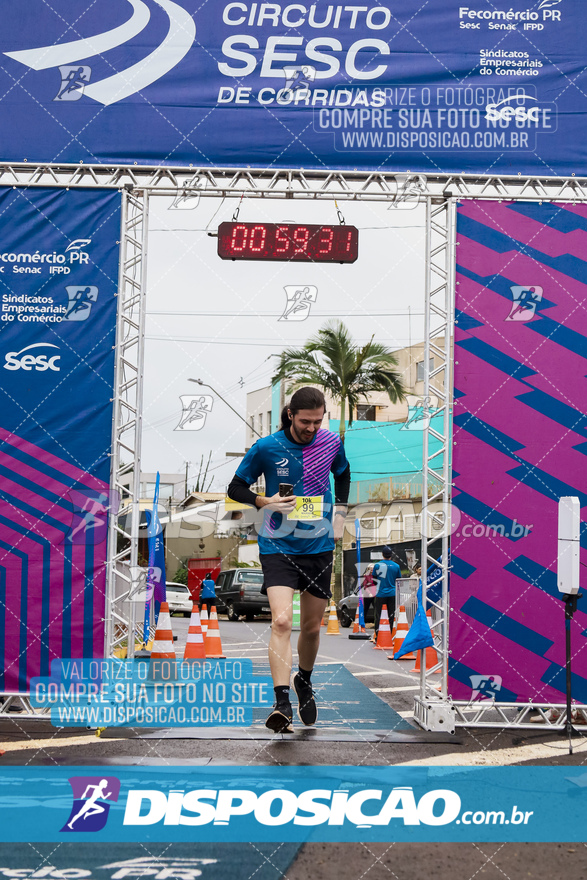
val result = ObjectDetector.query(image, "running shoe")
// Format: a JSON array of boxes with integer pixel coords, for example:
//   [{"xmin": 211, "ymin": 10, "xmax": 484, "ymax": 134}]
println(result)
[
  {"xmin": 292, "ymin": 673, "xmax": 318, "ymax": 726},
  {"xmin": 265, "ymin": 703, "xmax": 294, "ymax": 733}
]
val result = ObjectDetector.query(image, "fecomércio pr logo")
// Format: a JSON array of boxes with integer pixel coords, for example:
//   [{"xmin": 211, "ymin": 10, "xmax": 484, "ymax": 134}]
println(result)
[{"xmin": 61, "ymin": 776, "xmax": 121, "ymax": 833}]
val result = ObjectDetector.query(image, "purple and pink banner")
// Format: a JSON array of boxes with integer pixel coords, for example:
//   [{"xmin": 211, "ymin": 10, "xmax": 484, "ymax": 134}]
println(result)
[
  {"xmin": 451, "ymin": 199, "xmax": 587, "ymax": 705},
  {"xmin": 0, "ymin": 187, "xmax": 120, "ymax": 691}
]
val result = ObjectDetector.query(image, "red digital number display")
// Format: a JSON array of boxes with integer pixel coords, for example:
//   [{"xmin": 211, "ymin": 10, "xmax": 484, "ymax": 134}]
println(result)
[{"xmin": 217, "ymin": 222, "xmax": 358, "ymax": 263}]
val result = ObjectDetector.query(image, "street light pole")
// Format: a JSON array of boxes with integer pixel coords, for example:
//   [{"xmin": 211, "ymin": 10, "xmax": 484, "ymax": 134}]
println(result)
[{"xmin": 188, "ymin": 378, "xmax": 263, "ymax": 439}]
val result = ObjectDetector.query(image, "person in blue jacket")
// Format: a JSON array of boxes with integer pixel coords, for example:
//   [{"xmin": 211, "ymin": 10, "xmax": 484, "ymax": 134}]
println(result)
[
  {"xmin": 372, "ymin": 547, "xmax": 401, "ymax": 640},
  {"xmin": 199, "ymin": 573, "xmax": 217, "ymax": 611},
  {"xmin": 227, "ymin": 386, "xmax": 350, "ymax": 733}
]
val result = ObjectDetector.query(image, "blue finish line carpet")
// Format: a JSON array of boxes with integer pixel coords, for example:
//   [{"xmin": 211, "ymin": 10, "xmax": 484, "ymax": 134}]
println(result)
[
  {"xmin": 252, "ymin": 664, "xmax": 413, "ymax": 733},
  {"xmin": 109, "ymin": 664, "xmax": 419, "ymax": 741},
  {"xmin": 0, "ymin": 842, "xmax": 301, "ymax": 880}
]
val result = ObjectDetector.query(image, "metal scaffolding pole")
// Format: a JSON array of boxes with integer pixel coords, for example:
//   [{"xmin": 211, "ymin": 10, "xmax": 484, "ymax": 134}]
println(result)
[
  {"xmin": 413, "ymin": 196, "xmax": 454, "ymax": 733},
  {"xmin": 105, "ymin": 188, "xmax": 148, "ymax": 660}
]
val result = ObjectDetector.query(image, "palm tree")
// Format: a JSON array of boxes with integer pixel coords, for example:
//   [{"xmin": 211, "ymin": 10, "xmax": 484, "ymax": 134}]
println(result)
[{"xmin": 272, "ymin": 320, "xmax": 406, "ymax": 442}]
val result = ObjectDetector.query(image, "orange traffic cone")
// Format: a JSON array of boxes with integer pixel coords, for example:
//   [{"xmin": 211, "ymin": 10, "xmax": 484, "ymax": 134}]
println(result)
[
  {"xmin": 390, "ymin": 609, "xmax": 398, "ymax": 643},
  {"xmin": 349, "ymin": 603, "xmax": 370, "ymax": 641},
  {"xmin": 326, "ymin": 600, "xmax": 340, "ymax": 635},
  {"xmin": 150, "ymin": 602, "xmax": 176, "ymax": 660},
  {"xmin": 391, "ymin": 605, "xmax": 415, "ymax": 660},
  {"xmin": 183, "ymin": 604, "xmax": 206, "ymax": 661},
  {"xmin": 204, "ymin": 605, "xmax": 225, "ymax": 658},
  {"xmin": 149, "ymin": 602, "xmax": 177, "ymax": 679},
  {"xmin": 411, "ymin": 610, "xmax": 439, "ymax": 672},
  {"xmin": 374, "ymin": 606, "xmax": 394, "ymax": 650},
  {"xmin": 411, "ymin": 644, "xmax": 439, "ymax": 672},
  {"xmin": 200, "ymin": 604, "xmax": 209, "ymax": 636}
]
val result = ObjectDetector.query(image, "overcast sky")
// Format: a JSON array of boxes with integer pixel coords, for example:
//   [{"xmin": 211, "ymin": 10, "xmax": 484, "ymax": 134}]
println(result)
[{"xmin": 141, "ymin": 195, "xmax": 427, "ymax": 491}]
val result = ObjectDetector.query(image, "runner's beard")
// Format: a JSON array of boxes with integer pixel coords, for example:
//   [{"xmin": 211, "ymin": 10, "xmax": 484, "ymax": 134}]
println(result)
[{"xmin": 291, "ymin": 425, "xmax": 316, "ymax": 443}]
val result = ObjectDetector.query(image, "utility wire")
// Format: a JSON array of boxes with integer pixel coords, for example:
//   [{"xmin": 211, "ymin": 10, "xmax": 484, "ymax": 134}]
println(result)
[
  {"xmin": 147, "ymin": 309, "xmax": 424, "ymax": 317},
  {"xmin": 146, "ymin": 337, "xmax": 417, "ymax": 346}
]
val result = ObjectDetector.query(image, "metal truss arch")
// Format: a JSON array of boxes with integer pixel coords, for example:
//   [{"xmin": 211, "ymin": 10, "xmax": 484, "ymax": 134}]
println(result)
[
  {"xmin": 1, "ymin": 161, "xmax": 587, "ymax": 203},
  {"xmin": 0, "ymin": 162, "xmax": 585, "ymax": 730}
]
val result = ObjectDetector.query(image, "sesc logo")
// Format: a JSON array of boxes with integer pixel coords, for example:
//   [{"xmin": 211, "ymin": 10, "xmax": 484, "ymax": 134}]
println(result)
[
  {"xmin": 485, "ymin": 94, "xmax": 545, "ymax": 124},
  {"xmin": 3, "ymin": 342, "xmax": 61, "ymax": 372}
]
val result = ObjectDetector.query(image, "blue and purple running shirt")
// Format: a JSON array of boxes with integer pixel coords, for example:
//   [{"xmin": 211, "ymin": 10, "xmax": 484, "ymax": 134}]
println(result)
[{"xmin": 235, "ymin": 428, "xmax": 349, "ymax": 556}]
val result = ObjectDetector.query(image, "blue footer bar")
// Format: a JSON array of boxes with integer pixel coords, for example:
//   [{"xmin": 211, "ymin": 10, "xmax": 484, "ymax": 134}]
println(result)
[{"xmin": 1, "ymin": 766, "xmax": 586, "ymax": 842}]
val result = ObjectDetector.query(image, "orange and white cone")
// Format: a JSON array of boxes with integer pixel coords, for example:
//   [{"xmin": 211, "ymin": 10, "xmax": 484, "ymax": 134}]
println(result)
[
  {"xmin": 351, "ymin": 605, "xmax": 367, "ymax": 635},
  {"xmin": 183, "ymin": 604, "xmax": 206, "ymax": 661},
  {"xmin": 204, "ymin": 605, "xmax": 225, "ymax": 658},
  {"xmin": 392, "ymin": 605, "xmax": 415, "ymax": 659},
  {"xmin": 374, "ymin": 606, "xmax": 394, "ymax": 650},
  {"xmin": 390, "ymin": 610, "xmax": 398, "ymax": 644},
  {"xmin": 411, "ymin": 610, "xmax": 439, "ymax": 672},
  {"xmin": 150, "ymin": 602, "xmax": 176, "ymax": 660},
  {"xmin": 200, "ymin": 604, "xmax": 209, "ymax": 637},
  {"xmin": 326, "ymin": 600, "xmax": 340, "ymax": 635}
]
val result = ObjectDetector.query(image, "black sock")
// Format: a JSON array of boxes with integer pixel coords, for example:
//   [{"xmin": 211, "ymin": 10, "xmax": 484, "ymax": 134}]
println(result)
[
  {"xmin": 274, "ymin": 685, "xmax": 290, "ymax": 707},
  {"xmin": 297, "ymin": 666, "xmax": 312, "ymax": 686}
]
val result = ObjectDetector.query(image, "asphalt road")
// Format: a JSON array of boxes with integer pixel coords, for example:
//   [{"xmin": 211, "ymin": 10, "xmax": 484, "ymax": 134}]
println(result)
[{"xmin": 0, "ymin": 839, "xmax": 584, "ymax": 880}]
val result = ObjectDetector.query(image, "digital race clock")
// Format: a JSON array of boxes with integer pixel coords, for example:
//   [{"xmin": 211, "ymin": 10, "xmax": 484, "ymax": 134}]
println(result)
[{"xmin": 217, "ymin": 222, "xmax": 359, "ymax": 263}]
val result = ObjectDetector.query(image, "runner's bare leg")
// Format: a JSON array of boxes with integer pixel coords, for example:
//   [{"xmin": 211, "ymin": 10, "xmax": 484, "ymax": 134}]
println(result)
[
  {"xmin": 267, "ymin": 586, "xmax": 294, "ymax": 686},
  {"xmin": 298, "ymin": 591, "xmax": 328, "ymax": 671}
]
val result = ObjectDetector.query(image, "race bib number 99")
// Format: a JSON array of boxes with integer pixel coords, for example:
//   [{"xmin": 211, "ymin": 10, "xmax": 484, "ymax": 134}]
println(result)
[{"xmin": 287, "ymin": 496, "xmax": 324, "ymax": 521}]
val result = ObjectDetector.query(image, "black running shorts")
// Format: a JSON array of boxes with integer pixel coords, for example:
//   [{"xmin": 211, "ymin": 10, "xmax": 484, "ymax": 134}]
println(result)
[{"xmin": 260, "ymin": 551, "xmax": 333, "ymax": 600}]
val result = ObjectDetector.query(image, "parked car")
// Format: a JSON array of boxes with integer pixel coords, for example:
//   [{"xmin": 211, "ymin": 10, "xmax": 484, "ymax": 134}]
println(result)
[
  {"xmin": 166, "ymin": 581, "xmax": 193, "ymax": 617},
  {"xmin": 214, "ymin": 568, "xmax": 270, "ymax": 621},
  {"xmin": 337, "ymin": 587, "xmax": 375, "ymax": 628}
]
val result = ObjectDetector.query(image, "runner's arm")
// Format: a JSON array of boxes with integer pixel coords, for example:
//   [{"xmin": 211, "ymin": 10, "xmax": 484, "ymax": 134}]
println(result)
[
  {"xmin": 227, "ymin": 474, "xmax": 264, "ymax": 509},
  {"xmin": 332, "ymin": 463, "xmax": 350, "ymax": 539},
  {"xmin": 333, "ymin": 464, "xmax": 350, "ymax": 506},
  {"xmin": 227, "ymin": 474, "xmax": 295, "ymax": 512},
  {"xmin": 228, "ymin": 444, "xmax": 267, "ymax": 509}
]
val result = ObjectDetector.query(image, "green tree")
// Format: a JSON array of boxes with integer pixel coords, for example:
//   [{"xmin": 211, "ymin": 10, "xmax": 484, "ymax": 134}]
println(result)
[
  {"xmin": 272, "ymin": 320, "xmax": 406, "ymax": 442},
  {"xmin": 172, "ymin": 564, "xmax": 189, "ymax": 585}
]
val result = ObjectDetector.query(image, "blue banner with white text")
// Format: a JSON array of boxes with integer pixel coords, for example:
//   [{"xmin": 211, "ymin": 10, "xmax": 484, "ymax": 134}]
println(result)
[
  {"xmin": 1, "ymin": 766, "xmax": 587, "ymax": 842},
  {"xmin": 0, "ymin": 187, "xmax": 121, "ymax": 690},
  {"xmin": 0, "ymin": 0, "xmax": 584, "ymax": 175}
]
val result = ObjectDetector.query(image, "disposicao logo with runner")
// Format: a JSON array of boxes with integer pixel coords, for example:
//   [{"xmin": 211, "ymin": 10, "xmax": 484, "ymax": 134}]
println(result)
[{"xmin": 61, "ymin": 776, "xmax": 121, "ymax": 832}]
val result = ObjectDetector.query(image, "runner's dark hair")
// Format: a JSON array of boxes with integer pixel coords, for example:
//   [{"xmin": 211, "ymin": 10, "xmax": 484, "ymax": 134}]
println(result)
[{"xmin": 280, "ymin": 387, "xmax": 326, "ymax": 430}]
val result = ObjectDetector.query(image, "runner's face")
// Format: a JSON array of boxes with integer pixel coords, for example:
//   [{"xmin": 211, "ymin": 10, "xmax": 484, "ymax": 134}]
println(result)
[{"xmin": 289, "ymin": 407, "xmax": 325, "ymax": 443}]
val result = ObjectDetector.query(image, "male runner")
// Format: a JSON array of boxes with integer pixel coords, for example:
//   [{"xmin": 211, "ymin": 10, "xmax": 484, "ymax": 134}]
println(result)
[{"xmin": 227, "ymin": 386, "xmax": 350, "ymax": 732}]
